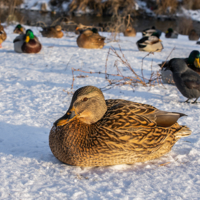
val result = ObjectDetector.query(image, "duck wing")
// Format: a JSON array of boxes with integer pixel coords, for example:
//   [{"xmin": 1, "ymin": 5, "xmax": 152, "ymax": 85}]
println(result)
[
  {"xmin": 102, "ymin": 100, "xmax": 184, "ymax": 130},
  {"xmin": 95, "ymin": 101, "xmax": 188, "ymax": 153}
]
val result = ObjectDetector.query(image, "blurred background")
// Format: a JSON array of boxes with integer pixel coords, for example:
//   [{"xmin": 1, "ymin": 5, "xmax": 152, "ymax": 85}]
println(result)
[{"xmin": 0, "ymin": 0, "xmax": 200, "ymax": 35}]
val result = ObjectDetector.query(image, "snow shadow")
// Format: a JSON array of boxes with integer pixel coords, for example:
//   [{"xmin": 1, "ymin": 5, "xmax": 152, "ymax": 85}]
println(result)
[{"xmin": 0, "ymin": 121, "xmax": 60, "ymax": 164}]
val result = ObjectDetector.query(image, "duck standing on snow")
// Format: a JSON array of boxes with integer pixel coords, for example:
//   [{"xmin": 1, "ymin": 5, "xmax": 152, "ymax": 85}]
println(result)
[
  {"xmin": 160, "ymin": 50, "xmax": 200, "ymax": 84},
  {"xmin": 165, "ymin": 28, "xmax": 178, "ymax": 39},
  {"xmin": 163, "ymin": 58, "xmax": 200, "ymax": 103},
  {"xmin": 142, "ymin": 26, "xmax": 162, "ymax": 37},
  {"xmin": 13, "ymin": 29, "xmax": 42, "ymax": 53},
  {"xmin": 123, "ymin": 26, "xmax": 136, "ymax": 37},
  {"xmin": 136, "ymin": 32, "xmax": 163, "ymax": 52},
  {"xmin": 49, "ymin": 85, "xmax": 191, "ymax": 167},
  {"xmin": 77, "ymin": 28, "xmax": 105, "ymax": 49},
  {"xmin": 188, "ymin": 29, "xmax": 199, "ymax": 41},
  {"xmin": 40, "ymin": 25, "xmax": 64, "ymax": 38},
  {"xmin": 0, "ymin": 24, "xmax": 7, "ymax": 48},
  {"xmin": 13, "ymin": 24, "xmax": 26, "ymax": 34}
]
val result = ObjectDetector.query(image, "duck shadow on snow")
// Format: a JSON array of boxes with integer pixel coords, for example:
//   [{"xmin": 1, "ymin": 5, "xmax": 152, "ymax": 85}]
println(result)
[
  {"xmin": 0, "ymin": 119, "xmax": 192, "ymax": 174},
  {"xmin": 0, "ymin": 121, "xmax": 60, "ymax": 164},
  {"xmin": 42, "ymin": 43, "xmax": 78, "ymax": 48}
]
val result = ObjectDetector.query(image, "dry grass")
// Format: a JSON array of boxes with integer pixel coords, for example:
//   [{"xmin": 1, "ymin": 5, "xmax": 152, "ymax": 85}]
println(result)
[
  {"xmin": 70, "ymin": 46, "xmax": 163, "ymax": 91},
  {"xmin": 183, "ymin": 0, "xmax": 200, "ymax": 10},
  {"xmin": 0, "ymin": 0, "xmax": 23, "ymax": 24},
  {"xmin": 177, "ymin": 16, "xmax": 194, "ymax": 35},
  {"xmin": 68, "ymin": 0, "xmax": 136, "ymax": 16},
  {"xmin": 155, "ymin": 0, "xmax": 178, "ymax": 15},
  {"xmin": 0, "ymin": 0, "xmax": 23, "ymax": 7}
]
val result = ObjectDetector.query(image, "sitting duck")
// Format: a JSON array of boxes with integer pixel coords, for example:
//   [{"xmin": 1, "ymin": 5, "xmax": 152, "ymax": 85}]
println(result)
[
  {"xmin": 40, "ymin": 25, "xmax": 64, "ymax": 38},
  {"xmin": 0, "ymin": 24, "xmax": 7, "ymax": 48},
  {"xmin": 136, "ymin": 32, "xmax": 163, "ymax": 52},
  {"xmin": 49, "ymin": 85, "xmax": 191, "ymax": 167},
  {"xmin": 160, "ymin": 50, "xmax": 200, "ymax": 84},
  {"xmin": 13, "ymin": 29, "xmax": 42, "ymax": 53},
  {"xmin": 142, "ymin": 26, "xmax": 162, "ymax": 37},
  {"xmin": 77, "ymin": 28, "xmax": 105, "ymax": 49},
  {"xmin": 188, "ymin": 29, "xmax": 199, "ymax": 41},
  {"xmin": 165, "ymin": 28, "xmax": 178, "ymax": 39},
  {"xmin": 123, "ymin": 26, "xmax": 136, "ymax": 37},
  {"xmin": 13, "ymin": 24, "xmax": 26, "ymax": 34}
]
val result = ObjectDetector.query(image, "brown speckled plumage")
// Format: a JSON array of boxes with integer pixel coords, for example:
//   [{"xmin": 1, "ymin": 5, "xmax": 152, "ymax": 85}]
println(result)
[
  {"xmin": 40, "ymin": 25, "xmax": 64, "ymax": 38},
  {"xmin": 0, "ymin": 25, "xmax": 7, "ymax": 45},
  {"xmin": 124, "ymin": 27, "xmax": 136, "ymax": 37},
  {"xmin": 49, "ymin": 86, "xmax": 191, "ymax": 167},
  {"xmin": 77, "ymin": 29, "xmax": 105, "ymax": 49}
]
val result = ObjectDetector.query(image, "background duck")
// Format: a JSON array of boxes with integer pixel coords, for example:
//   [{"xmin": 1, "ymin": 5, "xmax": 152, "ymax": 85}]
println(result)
[
  {"xmin": 136, "ymin": 32, "xmax": 163, "ymax": 52},
  {"xmin": 49, "ymin": 85, "xmax": 191, "ymax": 167},
  {"xmin": 77, "ymin": 28, "xmax": 105, "ymax": 49},
  {"xmin": 165, "ymin": 28, "xmax": 178, "ymax": 39},
  {"xmin": 188, "ymin": 29, "xmax": 199, "ymax": 41},
  {"xmin": 40, "ymin": 25, "xmax": 64, "ymax": 38},
  {"xmin": 13, "ymin": 29, "xmax": 42, "ymax": 53},
  {"xmin": 142, "ymin": 26, "xmax": 162, "ymax": 37},
  {"xmin": 0, "ymin": 24, "xmax": 7, "ymax": 48},
  {"xmin": 123, "ymin": 26, "xmax": 136, "ymax": 37},
  {"xmin": 13, "ymin": 24, "xmax": 26, "ymax": 34},
  {"xmin": 160, "ymin": 50, "xmax": 200, "ymax": 84}
]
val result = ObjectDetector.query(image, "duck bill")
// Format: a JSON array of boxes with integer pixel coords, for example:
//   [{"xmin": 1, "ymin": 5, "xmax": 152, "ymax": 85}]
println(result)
[
  {"xmin": 75, "ymin": 27, "xmax": 79, "ymax": 31},
  {"xmin": 20, "ymin": 27, "xmax": 23, "ymax": 32},
  {"xmin": 159, "ymin": 39, "xmax": 162, "ymax": 42},
  {"xmin": 194, "ymin": 58, "xmax": 200, "ymax": 68},
  {"xmin": 25, "ymin": 36, "xmax": 30, "ymax": 43},
  {"xmin": 55, "ymin": 106, "xmax": 78, "ymax": 127}
]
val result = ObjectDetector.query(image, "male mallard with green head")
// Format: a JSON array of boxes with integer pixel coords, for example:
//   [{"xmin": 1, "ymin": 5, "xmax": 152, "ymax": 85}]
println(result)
[
  {"xmin": 13, "ymin": 24, "xmax": 26, "ymax": 34},
  {"xmin": 40, "ymin": 25, "xmax": 64, "ymax": 38},
  {"xmin": 142, "ymin": 26, "xmax": 162, "ymax": 37},
  {"xmin": 77, "ymin": 28, "xmax": 105, "ymax": 49},
  {"xmin": 165, "ymin": 28, "xmax": 178, "ymax": 39},
  {"xmin": 13, "ymin": 29, "xmax": 42, "ymax": 53},
  {"xmin": 49, "ymin": 86, "xmax": 191, "ymax": 167},
  {"xmin": 136, "ymin": 32, "xmax": 163, "ymax": 52},
  {"xmin": 160, "ymin": 50, "xmax": 200, "ymax": 84},
  {"xmin": 0, "ymin": 24, "xmax": 7, "ymax": 48}
]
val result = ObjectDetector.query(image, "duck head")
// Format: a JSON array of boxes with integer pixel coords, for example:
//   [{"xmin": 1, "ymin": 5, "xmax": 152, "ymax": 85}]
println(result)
[
  {"xmin": 166, "ymin": 28, "xmax": 173, "ymax": 34},
  {"xmin": 25, "ymin": 29, "xmax": 34, "ymax": 43},
  {"xmin": 15, "ymin": 24, "xmax": 23, "ymax": 32},
  {"xmin": 188, "ymin": 50, "xmax": 200, "ymax": 68},
  {"xmin": 55, "ymin": 86, "xmax": 107, "ymax": 126},
  {"xmin": 55, "ymin": 25, "xmax": 62, "ymax": 32}
]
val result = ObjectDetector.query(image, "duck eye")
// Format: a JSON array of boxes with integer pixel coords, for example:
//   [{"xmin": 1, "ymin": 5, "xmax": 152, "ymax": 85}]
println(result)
[{"xmin": 83, "ymin": 97, "xmax": 88, "ymax": 101}]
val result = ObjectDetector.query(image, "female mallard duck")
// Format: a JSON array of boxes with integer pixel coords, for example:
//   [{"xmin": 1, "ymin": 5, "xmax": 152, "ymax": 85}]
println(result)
[
  {"xmin": 0, "ymin": 24, "xmax": 7, "ymax": 48},
  {"xmin": 77, "ymin": 28, "xmax": 105, "ymax": 49},
  {"xmin": 165, "ymin": 28, "xmax": 178, "ymax": 39},
  {"xmin": 40, "ymin": 25, "xmax": 64, "ymax": 38},
  {"xmin": 13, "ymin": 24, "xmax": 26, "ymax": 34},
  {"xmin": 188, "ymin": 29, "xmax": 199, "ymax": 41},
  {"xmin": 49, "ymin": 85, "xmax": 191, "ymax": 167},
  {"xmin": 136, "ymin": 32, "xmax": 163, "ymax": 52},
  {"xmin": 123, "ymin": 26, "xmax": 136, "ymax": 37},
  {"xmin": 142, "ymin": 26, "xmax": 162, "ymax": 37},
  {"xmin": 13, "ymin": 29, "xmax": 42, "ymax": 53},
  {"xmin": 160, "ymin": 50, "xmax": 200, "ymax": 84}
]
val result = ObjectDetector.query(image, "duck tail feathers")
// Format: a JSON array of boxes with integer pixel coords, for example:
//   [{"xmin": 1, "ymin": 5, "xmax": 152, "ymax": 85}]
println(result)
[{"xmin": 175, "ymin": 126, "xmax": 191, "ymax": 139}]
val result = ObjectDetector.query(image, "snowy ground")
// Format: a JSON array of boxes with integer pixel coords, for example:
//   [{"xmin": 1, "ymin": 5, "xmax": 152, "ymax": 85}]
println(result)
[{"xmin": 0, "ymin": 25, "xmax": 200, "ymax": 199}]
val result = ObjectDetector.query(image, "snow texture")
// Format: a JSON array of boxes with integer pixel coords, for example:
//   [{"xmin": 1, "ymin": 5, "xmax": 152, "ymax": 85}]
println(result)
[{"xmin": 0, "ymin": 25, "xmax": 200, "ymax": 199}]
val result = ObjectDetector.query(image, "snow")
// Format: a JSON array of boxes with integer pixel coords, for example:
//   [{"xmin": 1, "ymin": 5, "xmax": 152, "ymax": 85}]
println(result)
[
  {"xmin": 1, "ymin": 25, "xmax": 200, "ymax": 199},
  {"xmin": 179, "ymin": 7, "xmax": 200, "ymax": 22}
]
